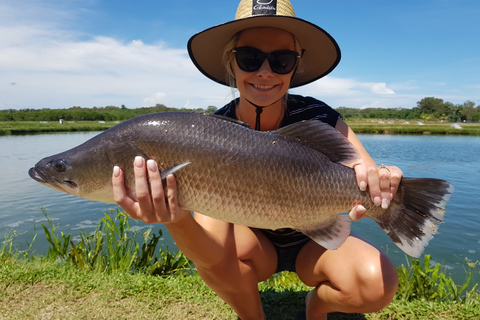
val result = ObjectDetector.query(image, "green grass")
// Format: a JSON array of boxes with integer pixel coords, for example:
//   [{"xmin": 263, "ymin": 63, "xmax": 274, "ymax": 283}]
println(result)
[
  {"xmin": 2, "ymin": 120, "xmax": 480, "ymax": 135},
  {"xmin": 347, "ymin": 120, "xmax": 480, "ymax": 135},
  {"xmin": 1, "ymin": 209, "xmax": 479, "ymax": 320},
  {"xmin": 0, "ymin": 121, "xmax": 116, "ymax": 135}
]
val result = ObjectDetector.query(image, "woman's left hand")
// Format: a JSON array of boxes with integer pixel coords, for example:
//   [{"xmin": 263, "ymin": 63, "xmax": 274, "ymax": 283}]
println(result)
[{"xmin": 348, "ymin": 159, "xmax": 403, "ymax": 221}]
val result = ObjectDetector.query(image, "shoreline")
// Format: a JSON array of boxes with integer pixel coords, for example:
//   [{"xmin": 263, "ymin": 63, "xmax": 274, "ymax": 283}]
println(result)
[{"xmin": 1, "ymin": 120, "xmax": 480, "ymax": 136}]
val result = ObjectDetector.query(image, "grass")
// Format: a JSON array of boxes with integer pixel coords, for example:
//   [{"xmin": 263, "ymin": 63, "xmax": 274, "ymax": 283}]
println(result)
[
  {"xmin": 347, "ymin": 120, "xmax": 480, "ymax": 135},
  {"xmin": 1, "ymin": 209, "xmax": 479, "ymax": 320},
  {"xmin": 0, "ymin": 121, "xmax": 116, "ymax": 135},
  {"xmin": 1, "ymin": 119, "xmax": 480, "ymax": 136}
]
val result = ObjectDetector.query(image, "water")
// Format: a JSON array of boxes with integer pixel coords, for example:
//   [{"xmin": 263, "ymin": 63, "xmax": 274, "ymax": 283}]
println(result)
[{"xmin": 0, "ymin": 132, "xmax": 479, "ymax": 283}]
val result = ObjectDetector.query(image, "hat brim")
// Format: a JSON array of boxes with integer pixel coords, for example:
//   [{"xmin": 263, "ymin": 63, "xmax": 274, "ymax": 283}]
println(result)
[{"xmin": 188, "ymin": 15, "xmax": 341, "ymax": 88}]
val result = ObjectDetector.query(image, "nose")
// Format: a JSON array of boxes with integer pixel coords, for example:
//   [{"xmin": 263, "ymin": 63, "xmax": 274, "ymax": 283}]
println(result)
[{"xmin": 255, "ymin": 58, "xmax": 274, "ymax": 76}]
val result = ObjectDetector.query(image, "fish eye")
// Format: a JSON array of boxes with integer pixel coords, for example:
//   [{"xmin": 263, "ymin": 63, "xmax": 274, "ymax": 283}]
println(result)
[{"xmin": 54, "ymin": 160, "xmax": 66, "ymax": 172}]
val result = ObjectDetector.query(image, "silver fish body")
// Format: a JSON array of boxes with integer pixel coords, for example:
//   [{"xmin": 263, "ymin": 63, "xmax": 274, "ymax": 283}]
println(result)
[{"xmin": 29, "ymin": 112, "xmax": 454, "ymax": 257}]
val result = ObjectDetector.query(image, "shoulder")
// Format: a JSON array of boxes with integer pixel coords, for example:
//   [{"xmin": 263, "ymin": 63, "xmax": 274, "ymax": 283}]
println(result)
[
  {"xmin": 284, "ymin": 94, "xmax": 342, "ymax": 128},
  {"xmin": 214, "ymin": 99, "xmax": 239, "ymax": 119}
]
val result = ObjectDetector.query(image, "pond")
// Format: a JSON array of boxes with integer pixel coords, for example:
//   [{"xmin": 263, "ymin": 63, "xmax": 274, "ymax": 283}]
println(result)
[{"xmin": 0, "ymin": 131, "xmax": 479, "ymax": 284}]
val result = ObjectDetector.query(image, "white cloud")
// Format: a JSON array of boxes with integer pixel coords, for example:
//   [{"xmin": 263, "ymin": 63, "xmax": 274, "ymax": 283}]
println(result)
[
  {"xmin": 143, "ymin": 92, "xmax": 167, "ymax": 107},
  {"xmin": 0, "ymin": 1, "xmax": 230, "ymax": 110},
  {"xmin": 370, "ymin": 83, "xmax": 395, "ymax": 95},
  {"xmin": 293, "ymin": 76, "xmax": 402, "ymax": 108}
]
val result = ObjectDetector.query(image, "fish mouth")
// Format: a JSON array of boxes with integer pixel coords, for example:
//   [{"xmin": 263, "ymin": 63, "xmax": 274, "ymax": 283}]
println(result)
[{"xmin": 28, "ymin": 167, "xmax": 78, "ymax": 191}]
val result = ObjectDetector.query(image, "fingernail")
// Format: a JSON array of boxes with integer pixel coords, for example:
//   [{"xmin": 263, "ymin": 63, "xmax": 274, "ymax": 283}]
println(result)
[
  {"xmin": 357, "ymin": 205, "xmax": 366, "ymax": 215},
  {"xmin": 382, "ymin": 198, "xmax": 390, "ymax": 209},
  {"xmin": 359, "ymin": 181, "xmax": 367, "ymax": 191},
  {"xmin": 147, "ymin": 159, "xmax": 157, "ymax": 172},
  {"xmin": 374, "ymin": 196, "xmax": 381, "ymax": 206},
  {"xmin": 134, "ymin": 156, "xmax": 143, "ymax": 167},
  {"xmin": 113, "ymin": 166, "xmax": 120, "ymax": 177}
]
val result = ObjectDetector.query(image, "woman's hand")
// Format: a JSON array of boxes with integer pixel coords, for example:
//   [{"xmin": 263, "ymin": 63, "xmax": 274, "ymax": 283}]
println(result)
[
  {"xmin": 348, "ymin": 159, "xmax": 403, "ymax": 221},
  {"xmin": 112, "ymin": 156, "xmax": 190, "ymax": 224}
]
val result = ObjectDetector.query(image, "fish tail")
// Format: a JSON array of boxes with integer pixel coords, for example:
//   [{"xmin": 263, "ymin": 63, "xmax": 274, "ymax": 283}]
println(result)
[{"xmin": 372, "ymin": 177, "xmax": 454, "ymax": 257}]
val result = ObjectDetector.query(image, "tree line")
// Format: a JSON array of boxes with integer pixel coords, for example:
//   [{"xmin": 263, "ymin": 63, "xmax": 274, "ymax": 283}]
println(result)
[
  {"xmin": 1, "ymin": 97, "xmax": 478, "ymax": 122},
  {"xmin": 338, "ymin": 98, "xmax": 479, "ymax": 122},
  {"xmin": 0, "ymin": 104, "xmax": 218, "ymax": 122}
]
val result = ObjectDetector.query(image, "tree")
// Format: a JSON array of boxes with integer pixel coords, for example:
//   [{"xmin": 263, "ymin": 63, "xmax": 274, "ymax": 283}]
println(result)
[
  {"xmin": 417, "ymin": 97, "xmax": 445, "ymax": 114},
  {"xmin": 461, "ymin": 100, "xmax": 477, "ymax": 121},
  {"xmin": 206, "ymin": 106, "xmax": 218, "ymax": 114}
]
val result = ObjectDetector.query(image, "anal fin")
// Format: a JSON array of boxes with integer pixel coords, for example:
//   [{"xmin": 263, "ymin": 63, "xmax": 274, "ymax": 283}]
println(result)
[{"xmin": 296, "ymin": 215, "xmax": 351, "ymax": 250}]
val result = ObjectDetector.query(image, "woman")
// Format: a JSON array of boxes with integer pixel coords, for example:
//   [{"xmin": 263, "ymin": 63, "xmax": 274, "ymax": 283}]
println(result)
[{"xmin": 112, "ymin": 1, "xmax": 402, "ymax": 319}]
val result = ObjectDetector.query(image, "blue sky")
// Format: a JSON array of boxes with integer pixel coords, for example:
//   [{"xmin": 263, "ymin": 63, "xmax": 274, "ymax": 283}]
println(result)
[{"xmin": 1, "ymin": 0, "xmax": 479, "ymax": 110}]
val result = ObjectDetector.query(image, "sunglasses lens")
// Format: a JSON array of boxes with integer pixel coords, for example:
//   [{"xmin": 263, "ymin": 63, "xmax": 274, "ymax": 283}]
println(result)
[
  {"xmin": 235, "ymin": 47, "xmax": 264, "ymax": 72},
  {"xmin": 269, "ymin": 51, "xmax": 298, "ymax": 74},
  {"xmin": 234, "ymin": 47, "xmax": 299, "ymax": 74}
]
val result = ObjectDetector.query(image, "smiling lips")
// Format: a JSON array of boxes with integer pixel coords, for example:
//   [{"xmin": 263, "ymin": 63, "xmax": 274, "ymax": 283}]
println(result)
[{"xmin": 252, "ymin": 84, "xmax": 276, "ymax": 90}]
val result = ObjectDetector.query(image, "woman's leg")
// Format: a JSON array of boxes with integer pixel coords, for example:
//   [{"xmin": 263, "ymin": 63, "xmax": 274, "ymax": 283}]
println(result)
[
  {"xmin": 190, "ymin": 213, "xmax": 278, "ymax": 320},
  {"xmin": 295, "ymin": 235, "xmax": 398, "ymax": 320}
]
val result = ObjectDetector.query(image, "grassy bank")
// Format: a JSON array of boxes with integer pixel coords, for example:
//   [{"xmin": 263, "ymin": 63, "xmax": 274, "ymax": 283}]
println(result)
[
  {"xmin": 347, "ymin": 120, "xmax": 480, "ymax": 135},
  {"xmin": 2, "ymin": 257, "xmax": 478, "ymax": 320},
  {"xmin": 0, "ymin": 121, "xmax": 117, "ymax": 135},
  {"xmin": 1, "ymin": 119, "xmax": 480, "ymax": 136},
  {"xmin": 1, "ymin": 210, "xmax": 479, "ymax": 319}
]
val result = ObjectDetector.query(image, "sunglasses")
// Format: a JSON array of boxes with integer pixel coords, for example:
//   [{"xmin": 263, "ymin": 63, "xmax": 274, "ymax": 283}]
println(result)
[{"xmin": 233, "ymin": 47, "xmax": 301, "ymax": 75}]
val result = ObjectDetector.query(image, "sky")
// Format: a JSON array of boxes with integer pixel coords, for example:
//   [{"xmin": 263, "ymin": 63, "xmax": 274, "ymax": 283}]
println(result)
[{"xmin": 1, "ymin": 0, "xmax": 479, "ymax": 111}]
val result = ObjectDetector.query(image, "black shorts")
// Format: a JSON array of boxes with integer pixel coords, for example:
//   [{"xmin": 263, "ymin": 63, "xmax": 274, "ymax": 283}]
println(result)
[{"xmin": 255, "ymin": 228, "xmax": 311, "ymax": 273}]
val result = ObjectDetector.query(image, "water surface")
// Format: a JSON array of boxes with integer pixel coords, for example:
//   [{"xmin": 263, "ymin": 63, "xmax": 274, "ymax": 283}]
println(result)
[{"xmin": 0, "ymin": 132, "xmax": 478, "ymax": 283}]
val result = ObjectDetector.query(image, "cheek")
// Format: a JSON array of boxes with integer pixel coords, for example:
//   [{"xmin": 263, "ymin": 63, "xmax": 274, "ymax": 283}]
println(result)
[{"xmin": 232, "ymin": 65, "xmax": 250, "ymax": 88}]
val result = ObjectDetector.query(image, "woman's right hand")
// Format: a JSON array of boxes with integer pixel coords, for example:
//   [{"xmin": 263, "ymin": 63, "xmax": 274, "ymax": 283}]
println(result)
[{"xmin": 112, "ymin": 156, "xmax": 191, "ymax": 224}]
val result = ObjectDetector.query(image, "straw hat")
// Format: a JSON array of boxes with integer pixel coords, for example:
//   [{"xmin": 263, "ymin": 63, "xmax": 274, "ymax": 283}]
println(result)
[{"xmin": 187, "ymin": 0, "xmax": 341, "ymax": 88}]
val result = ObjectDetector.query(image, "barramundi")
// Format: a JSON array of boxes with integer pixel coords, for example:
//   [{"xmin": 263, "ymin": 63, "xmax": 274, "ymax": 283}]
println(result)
[{"xmin": 29, "ymin": 112, "xmax": 454, "ymax": 257}]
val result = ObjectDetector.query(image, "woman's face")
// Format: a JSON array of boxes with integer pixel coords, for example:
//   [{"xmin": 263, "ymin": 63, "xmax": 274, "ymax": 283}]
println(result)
[{"xmin": 234, "ymin": 27, "xmax": 296, "ymax": 107}]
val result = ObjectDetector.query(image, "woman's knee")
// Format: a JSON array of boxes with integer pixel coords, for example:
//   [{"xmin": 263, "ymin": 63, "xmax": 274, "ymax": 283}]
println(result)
[
  {"xmin": 352, "ymin": 251, "xmax": 398, "ymax": 310},
  {"xmin": 194, "ymin": 225, "xmax": 277, "ymax": 285}
]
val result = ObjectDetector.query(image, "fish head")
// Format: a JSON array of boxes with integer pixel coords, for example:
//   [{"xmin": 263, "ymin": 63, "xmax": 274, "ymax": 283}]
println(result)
[
  {"xmin": 28, "ymin": 145, "xmax": 114, "ymax": 202},
  {"xmin": 29, "ymin": 155, "xmax": 79, "ymax": 194}
]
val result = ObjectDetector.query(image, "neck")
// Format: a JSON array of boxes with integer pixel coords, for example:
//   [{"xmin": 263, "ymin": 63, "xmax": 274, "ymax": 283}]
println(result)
[{"xmin": 236, "ymin": 95, "xmax": 286, "ymax": 131}]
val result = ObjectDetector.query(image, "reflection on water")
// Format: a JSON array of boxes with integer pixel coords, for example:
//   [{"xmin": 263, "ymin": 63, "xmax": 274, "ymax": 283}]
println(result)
[{"xmin": 1, "ymin": 132, "xmax": 479, "ymax": 284}]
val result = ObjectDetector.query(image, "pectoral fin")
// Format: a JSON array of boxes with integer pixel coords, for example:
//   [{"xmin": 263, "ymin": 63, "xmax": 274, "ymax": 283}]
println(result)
[
  {"xmin": 160, "ymin": 162, "xmax": 191, "ymax": 181},
  {"xmin": 296, "ymin": 215, "xmax": 351, "ymax": 250}
]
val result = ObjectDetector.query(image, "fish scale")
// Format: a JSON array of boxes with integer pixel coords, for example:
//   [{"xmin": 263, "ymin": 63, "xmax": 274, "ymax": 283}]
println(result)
[{"xmin": 29, "ymin": 112, "xmax": 454, "ymax": 257}]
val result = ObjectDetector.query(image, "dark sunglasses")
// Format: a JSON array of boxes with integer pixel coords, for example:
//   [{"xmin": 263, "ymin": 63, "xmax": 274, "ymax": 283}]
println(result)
[{"xmin": 233, "ymin": 46, "xmax": 301, "ymax": 75}]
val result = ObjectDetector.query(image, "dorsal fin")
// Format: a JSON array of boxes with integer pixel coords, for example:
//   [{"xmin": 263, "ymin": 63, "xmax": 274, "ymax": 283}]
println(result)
[
  {"xmin": 208, "ymin": 114, "xmax": 253, "ymax": 129},
  {"xmin": 273, "ymin": 120, "xmax": 360, "ymax": 164}
]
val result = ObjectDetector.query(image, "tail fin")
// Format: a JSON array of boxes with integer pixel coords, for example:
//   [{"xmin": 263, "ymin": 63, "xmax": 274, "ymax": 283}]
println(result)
[{"xmin": 373, "ymin": 177, "xmax": 454, "ymax": 258}]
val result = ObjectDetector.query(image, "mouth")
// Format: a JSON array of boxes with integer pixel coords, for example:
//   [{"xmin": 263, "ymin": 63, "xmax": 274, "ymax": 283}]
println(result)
[
  {"xmin": 252, "ymin": 84, "xmax": 277, "ymax": 91},
  {"xmin": 28, "ymin": 167, "xmax": 47, "ymax": 183},
  {"xmin": 28, "ymin": 167, "xmax": 78, "ymax": 191}
]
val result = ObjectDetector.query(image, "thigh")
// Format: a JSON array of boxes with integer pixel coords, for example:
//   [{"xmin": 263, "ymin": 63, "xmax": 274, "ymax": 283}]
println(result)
[
  {"xmin": 194, "ymin": 212, "xmax": 278, "ymax": 282},
  {"xmin": 295, "ymin": 234, "xmax": 395, "ymax": 289}
]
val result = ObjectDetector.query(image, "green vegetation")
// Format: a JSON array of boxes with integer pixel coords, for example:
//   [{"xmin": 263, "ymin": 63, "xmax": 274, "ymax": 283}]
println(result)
[
  {"xmin": 0, "ymin": 104, "xmax": 218, "ymax": 122},
  {"xmin": 1, "ymin": 96, "xmax": 480, "ymax": 136},
  {"xmin": 338, "ymin": 98, "xmax": 479, "ymax": 122},
  {"xmin": 347, "ymin": 121, "xmax": 480, "ymax": 135},
  {"xmin": 1, "ymin": 209, "xmax": 479, "ymax": 319},
  {"xmin": 1, "ymin": 96, "xmax": 479, "ymax": 136}
]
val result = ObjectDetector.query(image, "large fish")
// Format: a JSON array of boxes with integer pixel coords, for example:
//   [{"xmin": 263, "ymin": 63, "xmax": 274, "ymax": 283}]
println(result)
[{"xmin": 29, "ymin": 112, "xmax": 454, "ymax": 257}]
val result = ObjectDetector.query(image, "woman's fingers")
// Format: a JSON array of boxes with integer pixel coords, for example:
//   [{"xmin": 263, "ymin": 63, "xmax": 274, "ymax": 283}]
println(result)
[
  {"xmin": 352, "ymin": 159, "xmax": 368, "ymax": 192},
  {"xmin": 147, "ymin": 159, "xmax": 169, "ymax": 222},
  {"xmin": 348, "ymin": 204, "xmax": 366, "ymax": 221},
  {"xmin": 377, "ymin": 164, "xmax": 391, "ymax": 209},
  {"xmin": 112, "ymin": 164, "xmax": 141, "ymax": 217}
]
